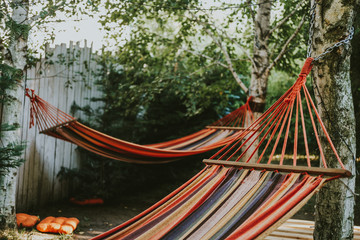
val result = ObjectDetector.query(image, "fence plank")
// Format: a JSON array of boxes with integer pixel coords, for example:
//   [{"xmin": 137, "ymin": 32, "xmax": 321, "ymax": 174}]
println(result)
[{"xmin": 17, "ymin": 42, "xmax": 103, "ymax": 211}]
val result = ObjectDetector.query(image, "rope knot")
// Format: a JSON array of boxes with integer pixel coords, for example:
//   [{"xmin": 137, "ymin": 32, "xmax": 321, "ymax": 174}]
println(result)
[
  {"xmin": 25, "ymin": 88, "xmax": 36, "ymax": 101},
  {"xmin": 296, "ymin": 58, "xmax": 313, "ymax": 85},
  {"xmin": 25, "ymin": 88, "xmax": 37, "ymax": 129},
  {"xmin": 298, "ymin": 73, "xmax": 307, "ymax": 79},
  {"xmin": 299, "ymin": 58, "xmax": 314, "ymax": 77}
]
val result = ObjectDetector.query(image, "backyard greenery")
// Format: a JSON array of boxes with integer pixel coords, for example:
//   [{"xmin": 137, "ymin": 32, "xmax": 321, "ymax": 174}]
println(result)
[{"xmin": 0, "ymin": 0, "xmax": 358, "ymax": 238}]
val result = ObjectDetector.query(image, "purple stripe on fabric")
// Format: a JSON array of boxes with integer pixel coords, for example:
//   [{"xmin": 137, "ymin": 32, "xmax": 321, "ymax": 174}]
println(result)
[
  {"xmin": 162, "ymin": 168, "xmax": 242, "ymax": 239},
  {"xmin": 121, "ymin": 168, "xmax": 220, "ymax": 240}
]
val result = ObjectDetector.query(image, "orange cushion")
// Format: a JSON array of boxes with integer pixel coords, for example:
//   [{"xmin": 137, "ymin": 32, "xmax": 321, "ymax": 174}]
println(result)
[
  {"xmin": 36, "ymin": 216, "xmax": 80, "ymax": 234},
  {"xmin": 70, "ymin": 197, "xmax": 104, "ymax": 205},
  {"xmin": 16, "ymin": 213, "xmax": 40, "ymax": 228}
]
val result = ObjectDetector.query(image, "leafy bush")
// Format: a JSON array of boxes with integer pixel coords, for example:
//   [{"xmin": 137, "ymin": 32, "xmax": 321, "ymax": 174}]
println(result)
[{"xmin": 57, "ymin": 29, "xmax": 249, "ymax": 199}]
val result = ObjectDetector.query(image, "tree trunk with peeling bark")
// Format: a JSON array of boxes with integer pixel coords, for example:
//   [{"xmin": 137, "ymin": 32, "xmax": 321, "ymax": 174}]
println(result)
[
  {"xmin": 311, "ymin": 0, "xmax": 357, "ymax": 239},
  {"xmin": 244, "ymin": 0, "xmax": 272, "ymax": 162},
  {"xmin": 248, "ymin": 0, "xmax": 271, "ymax": 115},
  {"xmin": 0, "ymin": 0, "xmax": 28, "ymax": 229},
  {"xmin": 350, "ymin": 6, "xmax": 360, "ymax": 221},
  {"xmin": 351, "ymin": 8, "xmax": 360, "ymax": 159}
]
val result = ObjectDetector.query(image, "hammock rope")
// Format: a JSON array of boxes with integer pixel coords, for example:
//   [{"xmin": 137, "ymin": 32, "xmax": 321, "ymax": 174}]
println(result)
[
  {"xmin": 206, "ymin": 58, "xmax": 347, "ymax": 173},
  {"xmin": 90, "ymin": 58, "xmax": 351, "ymax": 240},
  {"xmin": 25, "ymin": 89, "xmax": 254, "ymax": 164}
]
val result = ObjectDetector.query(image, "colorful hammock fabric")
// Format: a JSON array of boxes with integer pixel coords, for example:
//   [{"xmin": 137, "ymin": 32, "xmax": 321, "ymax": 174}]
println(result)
[
  {"xmin": 92, "ymin": 166, "xmax": 326, "ymax": 240},
  {"xmin": 91, "ymin": 58, "xmax": 351, "ymax": 240},
  {"xmin": 25, "ymin": 90, "xmax": 253, "ymax": 164}
]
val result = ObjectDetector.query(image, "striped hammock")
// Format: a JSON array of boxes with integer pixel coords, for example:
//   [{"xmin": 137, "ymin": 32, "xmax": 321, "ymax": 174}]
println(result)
[
  {"xmin": 91, "ymin": 58, "xmax": 351, "ymax": 240},
  {"xmin": 92, "ymin": 167, "xmax": 326, "ymax": 240},
  {"xmin": 25, "ymin": 91, "xmax": 253, "ymax": 164}
]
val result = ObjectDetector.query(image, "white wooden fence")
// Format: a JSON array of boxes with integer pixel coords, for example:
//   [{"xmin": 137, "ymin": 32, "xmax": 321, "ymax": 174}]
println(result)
[{"xmin": 16, "ymin": 42, "xmax": 103, "ymax": 211}]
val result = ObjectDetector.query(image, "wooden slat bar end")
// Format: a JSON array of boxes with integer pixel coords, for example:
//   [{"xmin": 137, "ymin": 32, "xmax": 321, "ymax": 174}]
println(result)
[{"xmin": 203, "ymin": 159, "xmax": 352, "ymax": 178}]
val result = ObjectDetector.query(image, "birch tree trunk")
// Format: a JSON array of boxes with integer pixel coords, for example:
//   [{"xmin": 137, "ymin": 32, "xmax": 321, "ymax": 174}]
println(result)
[
  {"xmin": 350, "ymin": 6, "xmax": 360, "ymax": 220},
  {"xmin": 0, "ymin": 0, "xmax": 28, "ymax": 229},
  {"xmin": 311, "ymin": 0, "xmax": 357, "ymax": 239},
  {"xmin": 244, "ymin": 0, "xmax": 272, "ymax": 162},
  {"xmin": 249, "ymin": 0, "xmax": 271, "ymax": 116},
  {"xmin": 351, "ymin": 9, "xmax": 360, "ymax": 159}
]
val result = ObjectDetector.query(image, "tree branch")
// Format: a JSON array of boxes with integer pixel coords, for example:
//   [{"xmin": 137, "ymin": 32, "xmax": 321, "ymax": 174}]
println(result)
[
  {"xmin": 25, "ymin": 1, "xmax": 66, "ymax": 25},
  {"xmin": 198, "ymin": 10, "xmax": 255, "ymax": 68},
  {"xmin": 223, "ymin": 31, "xmax": 258, "ymax": 72},
  {"xmin": 203, "ymin": 27, "xmax": 248, "ymax": 92},
  {"xmin": 246, "ymin": 0, "xmax": 256, "ymax": 23},
  {"xmin": 266, "ymin": 14, "xmax": 306, "ymax": 75},
  {"xmin": 189, "ymin": 62, "xmax": 216, "ymax": 76},
  {"xmin": 0, "ymin": 1, "xmax": 11, "ymax": 18},
  {"xmin": 184, "ymin": 49, "xmax": 229, "ymax": 69},
  {"xmin": 189, "ymin": 11, "xmax": 248, "ymax": 93},
  {"xmin": 267, "ymin": 0, "xmax": 304, "ymax": 39}
]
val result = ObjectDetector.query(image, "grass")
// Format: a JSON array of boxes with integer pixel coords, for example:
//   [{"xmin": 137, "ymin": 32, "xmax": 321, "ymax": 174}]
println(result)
[
  {"xmin": 0, "ymin": 229, "xmax": 74, "ymax": 240},
  {"xmin": 0, "ymin": 229, "xmax": 34, "ymax": 240}
]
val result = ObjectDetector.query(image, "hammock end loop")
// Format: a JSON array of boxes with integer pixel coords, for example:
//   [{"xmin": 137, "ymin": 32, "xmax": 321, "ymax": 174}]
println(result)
[
  {"xmin": 300, "ymin": 58, "xmax": 314, "ymax": 77},
  {"xmin": 296, "ymin": 58, "xmax": 314, "ymax": 86},
  {"xmin": 25, "ymin": 88, "xmax": 36, "ymax": 128},
  {"xmin": 25, "ymin": 88, "xmax": 36, "ymax": 103}
]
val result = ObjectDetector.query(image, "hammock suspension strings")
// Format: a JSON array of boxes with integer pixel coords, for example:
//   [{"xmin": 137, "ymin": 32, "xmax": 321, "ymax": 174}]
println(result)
[
  {"xmin": 25, "ymin": 88, "xmax": 75, "ymax": 132},
  {"xmin": 206, "ymin": 58, "xmax": 349, "ymax": 177},
  {"xmin": 25, "ymin": 88, "xmax": 254, "ymax": 163}
]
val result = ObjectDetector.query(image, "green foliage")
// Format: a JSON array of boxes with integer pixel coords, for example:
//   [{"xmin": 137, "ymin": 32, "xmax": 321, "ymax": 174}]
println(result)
[
  {"xmin": 0, "ymin": 124, "xmax": 26, "ymax": 175},
  {"xmin": 0, "ymin": 22, "xmax": 26, "ymax": 173},
  {"xmin": 268, "ymin": 0, "xmax": 309, "ymax": 71},
  {"xmin": 6, "ymin": 19, "xmax": 31, "ymax": 41},
  {"xmin": 57, "ymin": 0, "xmax": 314, "ymax": 198},
  {"xmin": 0, "ymin": 0, "xmax": 100, "ymax": 178},
  {"xmin": 265, "ymin": 69, "xmax": 318, "ymax": 156},
  {"xmin": 0, "ymin": 64, "xmax": 25, "ymax": 175},
  {"xmin": 58, "ymin": 150, "xmax": 205, "ymax": 200},
  {"xmin": 57, "ymin": 7, "xmax": 252, "ymax": 197},
  {"xmin": 0, "ymin": 64, "xmax": 23, "ymax": 103},
  {"xmin": 94, "ymin": 12, "xmax": 251, "ymax": 142},
  {"xmin": 58, "ymin": 103, "xmax": 208, "ymax": 199},
  {"xmin": 99, "ymin": 0, "xmax": 309, "ymax": 77}
]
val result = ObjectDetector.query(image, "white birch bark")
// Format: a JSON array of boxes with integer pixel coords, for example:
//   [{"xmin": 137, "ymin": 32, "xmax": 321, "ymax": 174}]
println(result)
[
  {"xmin": 248, "ymin": 0, "xmax": 271, "ymax": 110},
  {"xmin": 244, "ymin": 0, "xmax": 272, "ymax": 163},
  {"xmin": 0, "ymin": 0, "xmax": 28, "ymax": 228},
  {"xmin": 311, "ymin": 0, "xmax": 357, "ymax": 239}
]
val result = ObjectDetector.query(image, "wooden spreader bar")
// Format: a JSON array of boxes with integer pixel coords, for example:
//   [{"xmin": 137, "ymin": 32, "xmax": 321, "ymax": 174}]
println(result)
[
  {"xmin": 40, "ymin": 119, "xmax": 77, "ymax": 134},
  {"xmin": 206, "ymin": 126, "xmax": 256, "ymax": 131},
  {"xmin": 203, "ymin": 159, "xmax": 352, "ymax": 178}
]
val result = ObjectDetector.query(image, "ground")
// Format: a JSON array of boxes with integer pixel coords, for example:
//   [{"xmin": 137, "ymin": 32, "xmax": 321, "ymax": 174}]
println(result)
[
  {"xmin": 0, "ymin": 195, "xmax": 156, "ymax": 240},
  {"xmin": 1, "ymin": 173, "xmax": 359, "ymax": 240},
  {"xmin": 1, "ymin": 191, "xmax": 317, "ymax": 240},
  {"xmin": 35, "ymin": 198, "xmax": 154, "ymax": 239}
]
